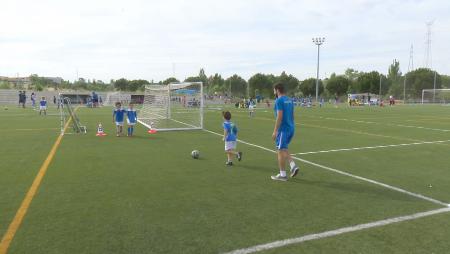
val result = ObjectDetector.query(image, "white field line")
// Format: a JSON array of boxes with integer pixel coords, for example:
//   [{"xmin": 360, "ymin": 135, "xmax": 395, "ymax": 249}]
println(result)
[
  {"xmin": 310, "ymin": 116, "xmax": 450, "ymax": 132},
  {"xmin": 204, "ymin": 129, "xmax": 449, "ymax": 207},
  {"xmin": 222, "ymin": 207, "xmax": 450, "ymax": 254},
  {"xmin": 294, "ymin": 139, "xmax": 450, "ymax": 155}
]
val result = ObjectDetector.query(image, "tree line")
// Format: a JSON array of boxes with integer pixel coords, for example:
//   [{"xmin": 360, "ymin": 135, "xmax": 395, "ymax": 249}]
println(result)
[{"xmin": 9, "ymin": 60, "xmax": 450, "ymax": 99}]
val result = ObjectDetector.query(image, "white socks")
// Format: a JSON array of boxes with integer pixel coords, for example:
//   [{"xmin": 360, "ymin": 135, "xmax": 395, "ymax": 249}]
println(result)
[{"xmin": 280, "ymin": 170, "xmax": 287, "ymax": 177}]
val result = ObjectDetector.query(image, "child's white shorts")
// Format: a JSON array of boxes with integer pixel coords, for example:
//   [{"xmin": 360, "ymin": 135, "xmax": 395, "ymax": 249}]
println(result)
[
  {"xmin": 116, "ymin": 122, "xmax": 124, "ymax": 126},
  {"xmin": 39, "ymin": 106, "xmax": 47, "ymax": 110},
  {"xmin": 225, "ymin": 141, "xmax": 237, "ymax": 151},
  {"xmin": 127, "ymin": 119, "xmax": 136, "ymax": 126}
]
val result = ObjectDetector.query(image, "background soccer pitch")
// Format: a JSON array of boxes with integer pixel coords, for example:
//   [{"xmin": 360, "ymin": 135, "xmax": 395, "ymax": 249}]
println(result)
[{"xmin": 1, "ymin": 104, "xmax": 450, "ymax": 253}]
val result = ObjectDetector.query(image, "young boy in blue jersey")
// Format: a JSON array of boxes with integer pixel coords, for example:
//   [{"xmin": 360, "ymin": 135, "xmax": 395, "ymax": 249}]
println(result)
[
  {"xmin": 271, "ymin": 82, "xmax": 299, "ymax": 181},
  {"xmin": 39, "ymin": 96, "xmax": 47, "ymax": 115},
  {"xmin": 222, "ymin": 111, "xmax": 242, "ymax": 166},
  {"xmin": 113, "ymin": 102, "xmax": 126, "ymax": 137},
  {"xmin": 126, "ymin": 103, "xmax": 137, "ymax": 136}
]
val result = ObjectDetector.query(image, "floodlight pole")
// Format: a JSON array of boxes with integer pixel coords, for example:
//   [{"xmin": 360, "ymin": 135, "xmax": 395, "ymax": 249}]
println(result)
[
  {"xmin": 313, "ymin": 37, "xmax": 325, "ymax": 102},
  {"xmin": 433, "ymin": 70, "xmax": 437, "ymax": 103}
]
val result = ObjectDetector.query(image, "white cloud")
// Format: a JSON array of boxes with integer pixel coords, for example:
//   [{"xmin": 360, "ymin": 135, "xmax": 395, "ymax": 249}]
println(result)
[{"xmin": 0, "ymin": 0, "xmax": 449, "ymax": 82}]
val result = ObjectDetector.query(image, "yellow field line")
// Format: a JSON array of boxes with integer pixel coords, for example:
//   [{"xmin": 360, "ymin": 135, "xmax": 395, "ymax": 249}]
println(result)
[
  {"xmin": 0, "ymin": 109, "xmax": 76, "ymax": 254},
  {"xmin": 1, "ymin": 128, "xmax": 60, "ymax": 132}
]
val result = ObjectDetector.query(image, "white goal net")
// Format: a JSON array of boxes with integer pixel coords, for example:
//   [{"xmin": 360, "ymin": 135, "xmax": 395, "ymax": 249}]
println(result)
[
  {"xmin": 138, "ymin": 82, "xmax": 203, "ymax": 131},
  {"xmin": 104, "ymin": 92, "xmax": 131, "ymax": 106},
  {"xmin": 422, "ymin": 89, "xmax": 450, "ymax": 104}
]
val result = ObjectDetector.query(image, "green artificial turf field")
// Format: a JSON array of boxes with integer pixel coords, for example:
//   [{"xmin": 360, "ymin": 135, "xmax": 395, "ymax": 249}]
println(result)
[{"xmin": 1, "ymin": 103, "xmax": 450, "ymax": 253}]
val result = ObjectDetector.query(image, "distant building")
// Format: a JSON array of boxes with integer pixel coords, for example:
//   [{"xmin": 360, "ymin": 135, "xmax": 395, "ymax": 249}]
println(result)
[{"xmin": 0, "ymin": 75, "xmax": 63, "ymax": 88}]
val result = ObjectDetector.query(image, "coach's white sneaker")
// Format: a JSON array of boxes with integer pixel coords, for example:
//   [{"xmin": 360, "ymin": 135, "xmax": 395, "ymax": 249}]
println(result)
[
  {"xmin": 290, "ymin": 166, "xmax": 300, "ymax": 178},
  {"xmin": 271, "ymin": 174, "xmax": 288, "ymax": 182}
]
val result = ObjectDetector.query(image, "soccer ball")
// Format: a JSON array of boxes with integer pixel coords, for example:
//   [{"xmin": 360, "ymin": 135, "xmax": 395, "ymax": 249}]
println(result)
[
  {"xmin": 4, "ymin": 106, "xmax": 8, "ymax": 110},
  {"xmin": 191, "ymin": 150, "xmax": 200, "ymax": 159}
]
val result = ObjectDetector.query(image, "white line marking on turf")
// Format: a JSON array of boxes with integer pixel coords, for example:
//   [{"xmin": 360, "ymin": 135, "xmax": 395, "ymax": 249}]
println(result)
[
  {"xmin": 203, "ymin": 129, "xmax": 448, "ymax": 207},
  {"xmin": 222, "ymin": 207, "xmax": 450, "ymax": 254},
  {"xmin": 294, "ymin": 139, "xmax": 450, "ymax": 155},
  {"xmin": 310, "ymin": 116, "xmax": 450, "ymax": 132}
]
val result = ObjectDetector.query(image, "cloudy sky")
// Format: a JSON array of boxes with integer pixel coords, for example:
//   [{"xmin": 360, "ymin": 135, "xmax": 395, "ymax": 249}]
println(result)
[{"xmin": 0, "ymin": 0, "xmax": 449, "ymax": 82}]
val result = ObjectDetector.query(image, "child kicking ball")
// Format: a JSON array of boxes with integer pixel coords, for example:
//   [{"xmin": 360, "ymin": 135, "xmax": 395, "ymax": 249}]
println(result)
[{"xmin": 222, "ymin": 111, "xmax": 242, "ymax": 166}]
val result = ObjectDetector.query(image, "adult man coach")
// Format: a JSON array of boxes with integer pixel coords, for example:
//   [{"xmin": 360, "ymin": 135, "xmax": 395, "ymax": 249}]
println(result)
[{"xmin": 271, "ymin": 82, "xmax": 299, "ymax": 181}]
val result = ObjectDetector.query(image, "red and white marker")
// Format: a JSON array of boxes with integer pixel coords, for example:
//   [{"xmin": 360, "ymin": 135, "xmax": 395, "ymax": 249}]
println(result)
[{"xmin": 96, "ymin": 123, "xmax": 107, "ymax": 136}]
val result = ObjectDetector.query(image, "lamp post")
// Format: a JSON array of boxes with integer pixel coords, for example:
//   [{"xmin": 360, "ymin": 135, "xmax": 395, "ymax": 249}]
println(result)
[{"xmin": 312, "ymin": 37, "xmax": 325, "ymax": 102}]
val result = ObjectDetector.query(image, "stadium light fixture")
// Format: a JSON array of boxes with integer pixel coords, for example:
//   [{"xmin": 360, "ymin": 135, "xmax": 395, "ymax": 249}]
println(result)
[{"xmin": 312, "ymin": 37, "xmax": 325, "ymax": 102}]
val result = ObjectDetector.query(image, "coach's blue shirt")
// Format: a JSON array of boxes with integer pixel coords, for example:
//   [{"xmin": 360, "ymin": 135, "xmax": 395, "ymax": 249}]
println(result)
[
  {"xmin": 223, "ymin": 121, "xmax": 237, "ymax": 142},
  {"xmin": 274, "ymin": 95, "xmax": 295, "ymax": 132},
  {"xmin": 127, "ymin": 109, "xmax": 137, "ymax": 123},
  {"xmin": 113, "ymin": 108, "xmax": 126, "ymax": 122}
]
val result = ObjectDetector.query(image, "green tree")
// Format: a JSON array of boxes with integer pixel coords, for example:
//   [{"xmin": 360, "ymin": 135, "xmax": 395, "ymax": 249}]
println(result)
[
  {"xmin": 199, "ymin": 68, "xmax": 208, "ymax": 85},
  {"xmin": 208, "ymin": 73, "xmax": 225, "ymax": 94},
  {"xmin": 326, "ymin": 75, "xmax": 351, "ymax": 96},
  {"xmin": 441, "ymin": 75, "xmax": 450, "ymax": 88},
  {"xmin": 73, "ymin": 78, "xmax": 88, "ymax": 90},
  {"xmin": 163, "ymin": 77, "xmax": 179, "ymax": 85},
  {"xmin": 0, "ymin": 81, "xmax": 10, "ymax": 89},
  {"xmin": 356, "ymin": 71, "xmax": 381, "ymax": 94},
  {"xmin": 300, "ymin": 78, "xmax": 324, "ymax": 97},
  {"xmin": 344, "ymin": 68, "xmax": 362, "ymax": 81},
  {"xmin": 388, "ymin": 59, "xmax": 401, "ymax": 82},
  {"xmin": 30, "ymin": 74, "xmax": 53, "ymax": 90},
  {"xmin": 128, "ymin": 79, "xmax": 150, "ymax": 91},
  {"xmin": 405, "ymin": 68, "xmax": 441, "ymax": 97},
  {"xmin": 276, "ymin": 71, "xmax": 299, "ymax": 96},
  {"xmin": 225, "ymin": 74, "xmax": 247, "ymax": 97},
  {"xmin": 248, "ymin": 73, "xmax": 276, "ymax": 98},
  {"xmin": 114, "ymin": 78, "xmax": 129, "ymax": 91}
]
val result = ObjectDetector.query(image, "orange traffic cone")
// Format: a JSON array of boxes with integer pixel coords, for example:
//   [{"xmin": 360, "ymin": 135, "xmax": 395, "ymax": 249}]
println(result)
[
  {"xmin": 96, "ymin": 123, "xmax": 107, "ymax": 136},
  {"xmin": 147, "ymin": 122, "xmax": 157, "ymax": 134}
]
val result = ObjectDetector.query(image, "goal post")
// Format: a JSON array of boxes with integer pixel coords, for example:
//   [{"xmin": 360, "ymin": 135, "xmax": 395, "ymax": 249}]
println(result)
[
  {"xmin": 59, "ymin": 95, "xmax": 87, "ymax": 135},
  {"xmin": 138, "ymin": 82, "xmax": 204, "ymax": 131},
  {"xmin": 421, "ymin": 89, "xmax": 450, "ymax": 104}
]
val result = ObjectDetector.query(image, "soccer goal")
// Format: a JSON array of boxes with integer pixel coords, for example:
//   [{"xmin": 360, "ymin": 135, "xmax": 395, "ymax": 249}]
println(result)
[
  {"xmin": 60, "ymin": 96, "xmax": 87, "ymax": 135},
  {"xmin": 104, "ymin": 92, "xmax": 131, "ymax": 106},
  {"xmin": 138, "ymin": 82, "xmax": 204, "ymax": 131},
  {"xmin": 421, "ymin": 89, "xmax": 450, "ymax": 104}
]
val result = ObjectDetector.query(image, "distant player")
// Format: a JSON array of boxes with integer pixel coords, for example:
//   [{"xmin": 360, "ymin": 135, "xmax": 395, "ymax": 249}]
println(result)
[
  {"xmin": 126, "ymin": 103, "xmax": 137, "ymax": 136},
  {"xmin": 389, "ymin": 95, "xmax": 395, "ymax": 106},
  {"xmin": 39, "ymin": 96, "xmax": 47, "ymax": 115},
  {"xmin": 271, "ymin": 82, "xmax": 299, "ymax": 181},
  {"xmin": 31, "ymin": 92, "xmax": 36, "ymax": 108},
  {"xmin": 113, "ymin": 102, "xmax": 126, "ymax": 137},
  {"xmin": 222, "ymin": 111, "xmax": 242, "ymax": 166},
  {"xmin": 248, "ymin": 99, "xmax": 255, "ymax": 117}
]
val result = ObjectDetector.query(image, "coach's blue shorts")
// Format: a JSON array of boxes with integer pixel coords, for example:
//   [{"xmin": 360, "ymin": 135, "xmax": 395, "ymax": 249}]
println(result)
[{"xmin": 275, "ymin": 129, "xmax": 294, "ymax": 150}]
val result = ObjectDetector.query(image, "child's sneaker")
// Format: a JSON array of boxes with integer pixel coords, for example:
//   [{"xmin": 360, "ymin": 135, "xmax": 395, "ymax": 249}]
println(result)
[
  {"xmin": 237, "ymin": 152, "xmax": 242, "ymax": 161},
  {"xmin": 271, "ymin": 174, "xmax": 288, "ymax": 181},
  {"xmin": 290, "ymin": 166, "xmax": 300, "ymax": 177},
  {"xmin": 226, "ymin": 161, "xmax": 233, "ymax": 166}
]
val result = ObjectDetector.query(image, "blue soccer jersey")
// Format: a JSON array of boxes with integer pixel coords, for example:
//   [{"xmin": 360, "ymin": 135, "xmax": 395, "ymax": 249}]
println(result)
[
  {"xmin": 113, "ymin": 108, "xmax": 125, "ymax": 122},
  {"xmin": 274, "ymin": 96, "xmax": 295, "ymax": 132},
  {"xmin": 223, "ymin": 121, "xmax": 237, "ymax": 142},
  {"xmin": 127, "ymin": 109, "xmax": 137, "ymax": 123},
  {"xmin": 40, "ymin": 100, "xmax": 47, "ymax": 106}
]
